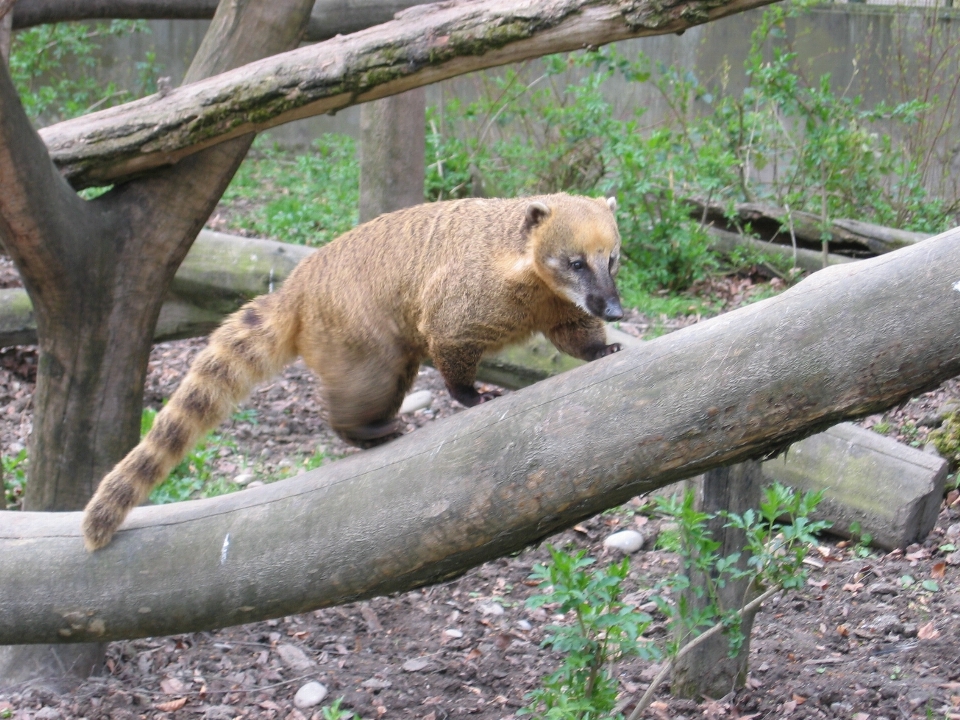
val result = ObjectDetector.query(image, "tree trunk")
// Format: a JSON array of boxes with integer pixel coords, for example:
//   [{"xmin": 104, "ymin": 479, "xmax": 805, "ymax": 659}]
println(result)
[
  {"xmin": 0, "ymin": 0, "xmax": 314, "ymax": 688},
  {"xmin": 359, "ymin": 88, "xmax": 426, "ymax": 223},
  {"xmin": 1, "ymin": 229, "xmax": 958, "ymax": 645},
  {"xmin": 671, "ymin": 463, "xmax": 764, "ymax": 699},
  {"xmin": 36, "ymin": 0, "xmax": 782, "ymax": 190}
]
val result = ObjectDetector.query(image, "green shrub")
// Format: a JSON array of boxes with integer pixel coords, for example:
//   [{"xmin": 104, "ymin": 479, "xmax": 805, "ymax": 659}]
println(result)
[
  {"xmin": 221, "ymin": 135, "xmax": 359, "ymax": 246},
  {"xmin": 10, "ymin": 21, "xmax": 160, "ymax": 124}
]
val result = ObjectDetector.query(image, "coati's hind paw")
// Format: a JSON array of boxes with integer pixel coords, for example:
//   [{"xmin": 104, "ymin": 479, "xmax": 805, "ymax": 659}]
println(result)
[{"xmin": 589, "ymin": 343, "xmax": 622, "ymax": 361}]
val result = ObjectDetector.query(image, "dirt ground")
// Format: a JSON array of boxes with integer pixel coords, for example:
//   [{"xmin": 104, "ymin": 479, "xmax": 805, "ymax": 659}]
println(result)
[{"xmin": 1, "ymin": 263, "xmax": 959, "ymax": 720}]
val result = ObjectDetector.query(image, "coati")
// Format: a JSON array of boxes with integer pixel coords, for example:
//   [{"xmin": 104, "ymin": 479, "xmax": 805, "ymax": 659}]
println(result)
[{"xmin": 82, "ymin": 192, "xmax": 624, "ymax": 550}]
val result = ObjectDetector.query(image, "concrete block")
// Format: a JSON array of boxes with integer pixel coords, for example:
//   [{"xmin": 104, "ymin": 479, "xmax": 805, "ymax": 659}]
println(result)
[{"xmin": 762, "ymin": 423, "xmax": 948, "ymax": 550}]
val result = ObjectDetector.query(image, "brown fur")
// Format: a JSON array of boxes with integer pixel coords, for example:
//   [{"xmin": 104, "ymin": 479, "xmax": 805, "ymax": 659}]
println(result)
[{"xmin": 81, "ymin": 193, "xmax": 623, "ymax": 550}]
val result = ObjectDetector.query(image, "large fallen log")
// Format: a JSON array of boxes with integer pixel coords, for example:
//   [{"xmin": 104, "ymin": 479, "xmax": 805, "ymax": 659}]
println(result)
[
  {"xmin": 1, "ymin": 228, "xmax": 958, "ymax": 645},
  {"xmin": 38, "ymin": 0, "xmax": 781, "ymax": 189}
]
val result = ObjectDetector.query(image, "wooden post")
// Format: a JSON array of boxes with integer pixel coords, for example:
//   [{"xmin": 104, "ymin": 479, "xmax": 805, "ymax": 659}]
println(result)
[
  {"xmin": 358, "ymin": 88, "xmax": 425, "ymax": 222},
  {"xmin": 671, "ymin": 461, "xmax": 764, "ymax": 699}
]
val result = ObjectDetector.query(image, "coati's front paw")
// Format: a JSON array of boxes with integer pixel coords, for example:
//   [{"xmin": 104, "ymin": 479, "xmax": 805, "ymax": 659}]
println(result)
[
  {"xmin": 447, "ymin": 384, "xmax": 501, "ymax": 408},
  {"xmin": 589, "ymin": 343, "xmax": 622, "ymax": 361},
  {"xmin": 336, "ymin": 418, "xmax": 403, "ymax": 448}
]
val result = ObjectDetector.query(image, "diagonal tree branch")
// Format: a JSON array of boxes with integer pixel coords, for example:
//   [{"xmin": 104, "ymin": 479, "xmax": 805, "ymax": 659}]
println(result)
[
  {"xmin": 38, "ymin": 0, "xmax": 778, "ymax": 189},
  {"xmin": 1, "ymin": 231, "xmax": 959, "ymax": 644},
  {"xmin": 0, "ymin": 40, "xmax": 107, "ymax": 313}
]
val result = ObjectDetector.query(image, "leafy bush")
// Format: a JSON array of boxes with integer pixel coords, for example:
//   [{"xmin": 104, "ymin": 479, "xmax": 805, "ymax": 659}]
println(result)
[
  {"xmin": 10, "ymin": 21, "xmax": 161, "ymax": 124},
  {"xmin": 425, "ymin": 0, "xmax": 956, "ymax": 294},
  {"xmin": 523, "ymin": 484, "xmax": 826, "ymax": 719},
  {"xmin": 221, "ymin": 135, "xmax": 360, "ymax": 246},
  {"xmin": 523, "ymin": 548, "xmax": 659, "ymax": 720}
]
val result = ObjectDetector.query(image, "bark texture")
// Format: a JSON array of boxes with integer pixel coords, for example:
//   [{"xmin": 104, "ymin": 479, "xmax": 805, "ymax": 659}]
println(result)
[
  {"xmin": 1, "ymin": 231, "xmax": 958, "ymax": 645},
  {"xmin": 37, "ymin": 0, "xmax": 781, "ymax": 189}
]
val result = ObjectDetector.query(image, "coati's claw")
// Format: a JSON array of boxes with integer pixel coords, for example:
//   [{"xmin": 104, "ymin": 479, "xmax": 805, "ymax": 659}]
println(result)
[
  {"xmin": 477, "ymin": 390, "xmax": 502, "ymax": 403},
  {"xmin": 590, "ymin": 343, "xmax": 622, "ymax": 360}
]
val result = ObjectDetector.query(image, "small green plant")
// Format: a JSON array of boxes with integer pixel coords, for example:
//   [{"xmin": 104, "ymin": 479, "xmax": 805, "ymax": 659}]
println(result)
[
  {"xmin": 847, "ymin": 521, "xmax": 874, "ymax": 558},
  {"xmin": 2, "ymin": 449, "xmax": 28, "ymax": 510},
  {"xmin": 302, "ymin": 447, "xmax": 328, "ymax": 472},
  {"xmin": 522, "ymin": 547, "xmax": 659, "ymax": 720},
  {"xmin": 220, "ymin": 135, "xmax": 359, "ymax": 246},
  {"xmin": 141, "ymin": 408, "xmax": 240, "ymax": 504},
  {"xmin": 929, "ymin": 412, "xmax": 960, "ymax": 467},
  {"xmin": 525, "ymin": 484, "xmax": 826, "ymax": 719},
  {"xmin": 321, "ymin": 698, "xmax": 361, "ymax": 720}
]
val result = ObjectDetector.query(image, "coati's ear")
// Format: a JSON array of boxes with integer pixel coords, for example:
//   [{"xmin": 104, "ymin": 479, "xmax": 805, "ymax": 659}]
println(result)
[
  {"xmin": 522, "ymin": 201, "xmax": 551, "ymax": 235},
  {"xmin": 606, "ymin": 196, "xmax": 617, "ymax": 212}
]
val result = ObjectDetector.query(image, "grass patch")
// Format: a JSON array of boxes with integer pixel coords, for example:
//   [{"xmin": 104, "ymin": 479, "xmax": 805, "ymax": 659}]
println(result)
[{"xmin": 219, "ymin": 135, "xmax": 359, "ymax": 246}]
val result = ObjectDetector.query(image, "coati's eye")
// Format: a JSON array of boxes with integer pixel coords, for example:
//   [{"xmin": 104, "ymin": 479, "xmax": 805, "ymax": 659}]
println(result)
[
  {"xmin": 570, "ymin": 259, "xmax": 586, "ymax": 271},
  {"xmin": 609, "ymin": 254, "xmax": 619, "ymax": 270}
]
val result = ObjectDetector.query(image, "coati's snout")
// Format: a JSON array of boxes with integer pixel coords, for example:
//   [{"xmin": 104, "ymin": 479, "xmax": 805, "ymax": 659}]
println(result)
[
  {"xmin": 525, "ymin": 197, "xmax": 623, "ymax": 321},
  {"xmin": 585, "ymin": 282, "xmax": 623, "ymax": 321}
]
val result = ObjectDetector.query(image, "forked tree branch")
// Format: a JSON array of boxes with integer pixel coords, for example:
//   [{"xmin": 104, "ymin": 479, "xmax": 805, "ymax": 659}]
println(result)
[{"xmin": 37, "ymin": 0, "xmax": 779, "ymax": 189}]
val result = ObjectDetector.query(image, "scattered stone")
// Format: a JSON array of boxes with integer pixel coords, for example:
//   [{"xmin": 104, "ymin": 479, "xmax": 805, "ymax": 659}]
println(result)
[
  {"xmin": 868, "ymin": 582, "xmax": 899, "ymax": 596},
  {"xmin": 947, "ymin": 522, "xmax": 960, "ymax": 539},
  {"xmin": 245, "ymin": 480, "xmax": 265, "ymax": 489},
  {"xmin": 602, "ymin": 529, "xmax": 645, "ymax": 553},
  {"xmin": 276, "ymin": 643, "xmax": 315, "ymax": 671},
  {"xmin": 293, "ymin": 681, "xmax": 328, "ymax": 709},
  {"xmin": 917, "ymin": 413, "xmax": 943, "ymax": 428},
  {"xmin": 444, "ymin": 628, "xmax": 463, "ymax": 638},
  {"xmin": 402, "ymin": 658, "xmax": 430, "ymax": 672},
  {"xmin": 939, "ymin": 399, "xmax": 960, "ymax": 418},
  {"xmin": 203, "ymin": 705, "xmax": 237, "ymax": 720},
  {"xmin": 478, "ymin": 602, "xmax": 504, "ymax": 616},
  {"xmin": 516, "ymin": 620, "xmax": 532, "ymax": 631},
  {"xmin": 863, "ymin": 613, "xmax": 902, "ymax": 636},
  {"xmin": 399, "ymin": 390, "xmax": 433, "ymax": 414},
  {"xmin": 233, "ymin": 472, "xmax": 255, "ymax": 486},
  {"xmin": 34, "ymin": 708, "xmax": 60, "ymax": 720},
  {"xmin": 361, "ymin": 678, "xmax": 392, "ymax": 690},
  {"xmin": 945, "ymin": 550, "xmax": 960, "ymax": 566}
]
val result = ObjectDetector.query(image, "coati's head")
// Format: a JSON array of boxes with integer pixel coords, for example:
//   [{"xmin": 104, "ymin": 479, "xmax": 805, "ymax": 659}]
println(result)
[{"xmin": 524, "ymin": 195, "xmax": 623, "ymax": 321}]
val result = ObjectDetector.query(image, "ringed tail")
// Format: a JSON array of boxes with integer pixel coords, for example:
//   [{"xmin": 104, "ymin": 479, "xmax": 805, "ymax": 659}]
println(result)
[{"xmin": 82, "ymin": 295, "xmax": 298, "ymax": 551}]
